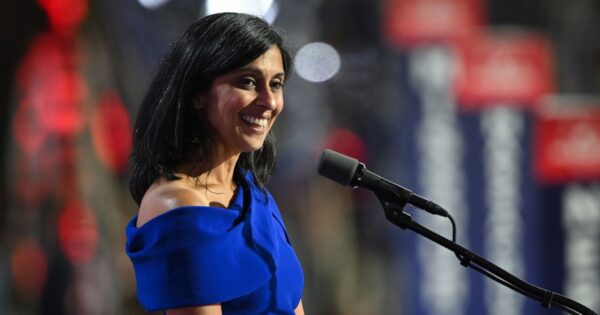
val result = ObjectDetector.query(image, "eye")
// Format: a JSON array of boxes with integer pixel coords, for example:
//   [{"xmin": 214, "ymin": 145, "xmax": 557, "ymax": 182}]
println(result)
[
  {"xmin": 270, "ymin": 80, "xmax": 284, "ymax": 91},
  {"xmin": 239, "ymin": 77, "xmax": 257, "ymax": 89}
]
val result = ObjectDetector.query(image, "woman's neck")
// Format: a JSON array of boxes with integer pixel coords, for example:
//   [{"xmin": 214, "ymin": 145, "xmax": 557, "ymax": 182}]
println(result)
[
  {"xmin": 178, "ymin": 149, "xmax": 240, "ymax": 191},
  {"xmin": 203, "ymin": 153, "xmax": 239, "ymax": 188}
]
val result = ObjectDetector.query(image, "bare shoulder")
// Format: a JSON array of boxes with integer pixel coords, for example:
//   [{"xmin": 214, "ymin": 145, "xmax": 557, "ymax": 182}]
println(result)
[{"xmin": 137, "ymin": 178, "xmax": 206, "ymax": 227}]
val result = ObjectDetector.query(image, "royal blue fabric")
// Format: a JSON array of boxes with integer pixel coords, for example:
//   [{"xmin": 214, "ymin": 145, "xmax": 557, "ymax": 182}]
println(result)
[{"xmin": 125, "ymin": 172, "xmax": 304, "ymax": 314}]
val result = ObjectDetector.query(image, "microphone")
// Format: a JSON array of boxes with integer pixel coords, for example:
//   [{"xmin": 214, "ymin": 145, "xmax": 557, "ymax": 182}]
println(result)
[{"xmin": 317, "ymin": 149, "xmax": 449, "ymax": 217}]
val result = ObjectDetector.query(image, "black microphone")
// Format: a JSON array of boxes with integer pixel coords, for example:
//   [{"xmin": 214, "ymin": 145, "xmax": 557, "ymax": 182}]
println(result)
[{"xmin": 317, "ymin": 149, "xmax": 449, "ymax": 217}]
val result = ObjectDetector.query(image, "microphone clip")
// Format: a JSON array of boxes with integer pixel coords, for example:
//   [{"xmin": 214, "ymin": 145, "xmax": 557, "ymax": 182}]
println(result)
[{"xmin": 375, "ymin": 190, "xmax": 413, "ymax": 230}]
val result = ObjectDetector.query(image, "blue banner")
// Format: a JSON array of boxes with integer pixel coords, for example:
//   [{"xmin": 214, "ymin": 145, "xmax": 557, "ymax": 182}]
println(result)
[{"xmin": 395, "ymin": 47, "xmax": 599, "ymax": 315}]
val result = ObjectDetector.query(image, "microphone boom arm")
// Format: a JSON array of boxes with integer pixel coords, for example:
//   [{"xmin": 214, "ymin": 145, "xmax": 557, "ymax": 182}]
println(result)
[{"xmin": 374, "ymin": 192, "xmax": 598, "ymax": 315}]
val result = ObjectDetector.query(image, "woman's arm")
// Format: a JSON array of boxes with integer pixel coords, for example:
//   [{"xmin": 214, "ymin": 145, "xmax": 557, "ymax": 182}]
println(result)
[
  {"xmin": 165, "ymin": 304, "xmax": 222, "ymax": 315},
  {"xmin": 295, "ymin": 300, "xmax": 305, "ymax": 315}
]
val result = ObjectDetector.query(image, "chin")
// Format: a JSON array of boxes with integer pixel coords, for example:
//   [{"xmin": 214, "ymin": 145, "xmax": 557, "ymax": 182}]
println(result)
[
  {"xmin": 239, "ymin": 141, "xmax": 266, "ymax": 153},
  {"xmin": 236, "ymin": 133, "xmax": 269, "ymax": 153}
]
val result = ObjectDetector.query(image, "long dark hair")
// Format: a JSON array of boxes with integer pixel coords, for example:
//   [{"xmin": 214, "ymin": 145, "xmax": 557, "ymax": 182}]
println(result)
[{"xmin": 129, "ymin": 13, "xmax": 293, "ymax": 205}]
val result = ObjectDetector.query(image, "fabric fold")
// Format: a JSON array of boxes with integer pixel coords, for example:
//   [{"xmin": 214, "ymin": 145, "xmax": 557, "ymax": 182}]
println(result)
[
  {"xmin": 126, "ymin": 172, "xmax": 302, "ymax": 313},
  {"xmin": 126, "ymin": 173, "xmax": 277, "ymax": 311}
]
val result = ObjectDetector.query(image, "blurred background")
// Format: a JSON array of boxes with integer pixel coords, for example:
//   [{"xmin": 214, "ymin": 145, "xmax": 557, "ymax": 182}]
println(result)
[{"xmin": 1, "ymin": 0, "xmax": 599, "ymax": 314}]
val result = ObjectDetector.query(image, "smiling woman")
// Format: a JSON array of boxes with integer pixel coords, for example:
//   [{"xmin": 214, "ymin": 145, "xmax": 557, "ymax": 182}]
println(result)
[
  {"xmin": 198, "ymin": 46, "xmax": 286, "ymax": 154},
  {"xmin": 125, "ymin": 13, "xmax": 304, "ymax": 315}
]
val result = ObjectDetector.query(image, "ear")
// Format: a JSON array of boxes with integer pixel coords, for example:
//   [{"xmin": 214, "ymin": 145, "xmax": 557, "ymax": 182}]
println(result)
[{"xmin": 193, "ymin": 95, "xmax": 205, "ymax": 109}]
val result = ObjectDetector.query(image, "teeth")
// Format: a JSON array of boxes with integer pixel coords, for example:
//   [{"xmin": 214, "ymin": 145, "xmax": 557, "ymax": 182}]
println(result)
[{"xmin": 241, "ymin": 115, "xmax": 268, "ymax": 127}]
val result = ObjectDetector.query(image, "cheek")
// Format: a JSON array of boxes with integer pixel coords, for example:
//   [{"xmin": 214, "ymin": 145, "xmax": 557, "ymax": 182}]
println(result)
[
  {"xmin": 210, "ymin": 97, "xmax": 240, "ymax": 120},
  {"xmin": 211, "ymin": 85, "xmax": 245, "ymax": 108},
  {"xmin": 223, "ymin": 93, "xmax": 252, "ymax": 115},
  {"xmin": 276, "ymin": 96, "xmax": 285, "ymax": 113}
]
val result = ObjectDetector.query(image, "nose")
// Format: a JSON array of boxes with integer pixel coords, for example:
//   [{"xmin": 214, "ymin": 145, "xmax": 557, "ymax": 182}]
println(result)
[{"xmin": 257, "ymin": 88, "xmax": 278, "ymax": 110}]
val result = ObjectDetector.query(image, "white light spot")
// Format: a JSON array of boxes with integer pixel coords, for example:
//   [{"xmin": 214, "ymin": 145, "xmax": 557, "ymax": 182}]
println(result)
[
  {"xmin": 294, "ymin": 42, "xmax": 341, "ymax": 83},
  {"xmin": 205, "ymin": 0, "xmax": 279, "ymax": 24},
  {"xmin": 138, "ymin": 0, "xmax": 170, "ymax": 10}
]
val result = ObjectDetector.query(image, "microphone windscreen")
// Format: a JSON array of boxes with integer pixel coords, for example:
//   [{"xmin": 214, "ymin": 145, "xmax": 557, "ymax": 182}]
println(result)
[{"xmin": 317, "ymin": 149, "xmax": 359, "ymax": 186}]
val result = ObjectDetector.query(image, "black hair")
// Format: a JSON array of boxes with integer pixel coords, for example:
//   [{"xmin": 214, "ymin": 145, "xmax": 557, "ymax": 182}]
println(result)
[{"xmin": 129, "ymin": 12, "xmax": 293, "ymax": 205}]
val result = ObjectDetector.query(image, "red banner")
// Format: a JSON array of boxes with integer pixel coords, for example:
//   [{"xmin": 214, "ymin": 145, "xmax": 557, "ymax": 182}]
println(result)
[
  {"xmin": 383, "ymin": 0, "xmax": 484, "ymax": 49},
  {"xmin": 455, "ymin": 31, "xmax": 555, "ymax": 109},
  {"xmin": 534, "ymin": 97, "xmax": 600, "ymax": 183}
]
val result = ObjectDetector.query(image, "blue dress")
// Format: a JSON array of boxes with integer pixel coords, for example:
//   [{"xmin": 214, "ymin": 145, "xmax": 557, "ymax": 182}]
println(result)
[{"xmin": 125, "ymin": 172, "xmax": 304, "ymax": 314}]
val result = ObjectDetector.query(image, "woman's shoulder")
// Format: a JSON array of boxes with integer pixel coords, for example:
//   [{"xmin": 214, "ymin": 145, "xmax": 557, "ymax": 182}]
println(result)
[{"xmin": 137, "ymin": 177, "xmax": 207, "ymax": 227}]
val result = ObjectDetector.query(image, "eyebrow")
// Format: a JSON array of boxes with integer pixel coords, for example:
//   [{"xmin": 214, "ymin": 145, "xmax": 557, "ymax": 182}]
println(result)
[{"xmin": 233, "ymin": 67, "xmax": 286, "ymax": 80}]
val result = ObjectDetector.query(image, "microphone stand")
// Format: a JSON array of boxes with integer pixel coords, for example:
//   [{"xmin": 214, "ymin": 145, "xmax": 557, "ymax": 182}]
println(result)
[{"xmin": 375, "ymin": 192, "xmax": 598, "ymax": 315}]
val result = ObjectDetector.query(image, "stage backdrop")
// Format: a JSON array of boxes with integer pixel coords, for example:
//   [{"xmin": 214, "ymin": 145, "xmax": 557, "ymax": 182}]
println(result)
[{"xmin": 384, "ymin": 0, "xmax": 600, "ymax": 314}]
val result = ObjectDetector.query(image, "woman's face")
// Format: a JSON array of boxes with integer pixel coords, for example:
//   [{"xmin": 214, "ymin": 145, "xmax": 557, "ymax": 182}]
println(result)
[{"xmin": 198, "ymin": 46, "xmax": 285, "ymax": 155}]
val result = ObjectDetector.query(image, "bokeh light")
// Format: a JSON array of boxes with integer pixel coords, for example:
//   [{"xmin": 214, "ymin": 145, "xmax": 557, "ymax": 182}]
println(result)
[
  {"xmin": 90, "ymin": 91, "xmax": 133, "ymax": 174},
  {"xmin": 37, "ymin": 0, "xmax": 88, "ymax": 33},
  {"xmin": 137, "ymin": 0, "xmax": 171, "ymax": 10},
  {"xmin": 15, "ymin": 33, "xmax": 86, "ymax": 138},
  {"xmin": 294, "ymin": 42, "xmax": 341, "ymax": 83},
  {"xmin": 58, "ymin": 200, "xmax": 99, "ymax": 265},
  {"xmin": 319, "ymin": 128, "xmax": 368, "ymax": 164},
  {"xmin": 205, "ymin": 0, "xmax": 278, "ymax": 23}
]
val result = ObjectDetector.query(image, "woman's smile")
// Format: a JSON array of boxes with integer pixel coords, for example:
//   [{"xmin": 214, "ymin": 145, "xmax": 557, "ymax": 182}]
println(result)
[{"xmin": 240, "ymin": 114, "xmax": 270, "ymax": 131}]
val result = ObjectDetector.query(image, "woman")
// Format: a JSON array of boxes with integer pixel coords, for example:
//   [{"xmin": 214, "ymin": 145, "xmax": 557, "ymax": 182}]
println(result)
[{"xmin": 125, "ymin": 13, "xmax": 304, "ymax": 315}]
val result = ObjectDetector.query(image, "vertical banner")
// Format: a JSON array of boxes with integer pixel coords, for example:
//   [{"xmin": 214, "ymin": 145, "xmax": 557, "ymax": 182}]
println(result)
[
  {"xmin": 406, "ymin": 47, "xmax": 470, "ymax": 315},
  {"xmin": 454, "ymin": 31, "xmax": 557, "ymax": 315},
  {"xmin": 534, "ymin": 96, "xmax": 600, "ymax": 313},
  {"xmin": 384, "ymin": 0, "xmax": 484, "ymax": 314},
  {"xmin": 472, "ymin": 107, "xmax": 531, "ymax": 315}
]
